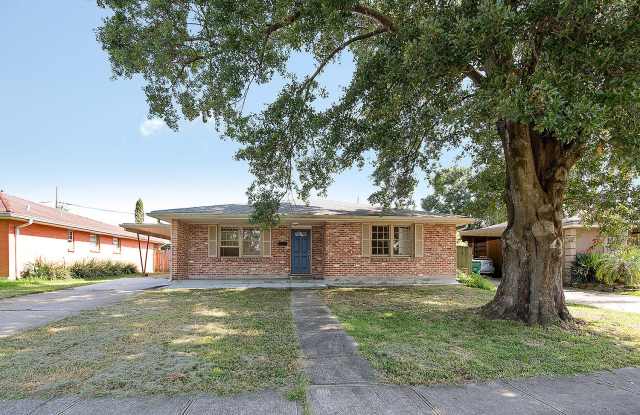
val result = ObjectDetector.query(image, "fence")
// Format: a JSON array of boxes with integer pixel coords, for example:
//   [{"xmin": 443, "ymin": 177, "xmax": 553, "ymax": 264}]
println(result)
[
  {"xmin": 154, "ymin": 248, "xmax": 170, "ymax": 273},
  {"xmin": 456, "ymin": 245, "xmax": 472, "ymax": 274}
]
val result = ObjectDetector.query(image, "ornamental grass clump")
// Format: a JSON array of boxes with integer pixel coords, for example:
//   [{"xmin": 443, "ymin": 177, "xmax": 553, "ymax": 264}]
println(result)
[
  {"xmin": 594, "ymin": 248, "xmax": 640, "ymax": 287},
  {"xmin": 69, "ymin": 259, "xmax": 137, "ymax": 280},
  {"xmin": 20, "ymin": 258, "xmax": 70, "ymax": 280}
]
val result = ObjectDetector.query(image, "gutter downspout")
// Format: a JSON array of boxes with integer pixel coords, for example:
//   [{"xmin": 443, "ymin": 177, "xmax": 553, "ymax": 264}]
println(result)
[{"xmin": 13, "ymin": 219, "xmax": 34, "ymax": 281}]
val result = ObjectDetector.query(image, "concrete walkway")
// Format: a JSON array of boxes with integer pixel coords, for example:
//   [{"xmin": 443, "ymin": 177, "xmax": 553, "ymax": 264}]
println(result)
[
  {"xmin": 565, "ymin": 289, "xmax": 640, "ymax": 313},
  {"xmin": 291, "ymin": 290, "xmax": 376, "ymax": 385},
  {"xmin": 2, "ymin": 368, "xmax": 640, "ymax": 414},
  {"xmin": 0, "ymin": 390, "xmax": 299, "ymax": 415},
  {"xmin": 0, "ymin": 276, "xmax": 169, "ymax": 337}
]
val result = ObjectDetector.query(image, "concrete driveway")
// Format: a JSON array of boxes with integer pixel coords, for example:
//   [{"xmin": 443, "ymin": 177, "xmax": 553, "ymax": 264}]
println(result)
[
  {"xmin": 0, "ymin": 276, "xmax": 169, "ymax": 337},
  {"xmin": 564, "ymin": 289, "xmax": 640, "ymax": 313}
]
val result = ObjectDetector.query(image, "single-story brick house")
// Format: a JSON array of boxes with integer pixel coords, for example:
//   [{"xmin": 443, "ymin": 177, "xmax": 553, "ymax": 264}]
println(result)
[
  {"xmin": 459, "ymin": 217, "xmax": 608, "ymax": 283},
  {"xmin": 0, "ymin": 192, "xmax": 168, "ymax": 279},
  {"xmin": 147, "ymin": 201, "xmax": 473, "ymax": 281}
]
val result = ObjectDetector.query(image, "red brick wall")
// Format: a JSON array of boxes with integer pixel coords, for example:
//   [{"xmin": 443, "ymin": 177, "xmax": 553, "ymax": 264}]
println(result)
[
  {"xmin": 322, "ymin": 222, "xmax": 457, "ymax": 278},
  {"xmin": 171, "ymin": 220, "xmax": 189, "ymax": 279},
  {"xmin": 0, "ymin": 221, "xmax": 13, "ymax": 277},
  {"xmin": 311, "ymin": 225, "xmax": 325, "ymax": 278},
  {"xmin": 172, "ymin": 220, "xmax": 457, "ymax": 279},
  {"xmin": 185, "ymin": 224, "xmax": 290, "ymax": 278}
]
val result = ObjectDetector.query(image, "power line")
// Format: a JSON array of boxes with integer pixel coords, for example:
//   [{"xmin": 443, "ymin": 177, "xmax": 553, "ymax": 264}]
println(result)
[{"xmin": 59, "ymin": 201, "xmax": 134, "ymax": 216}]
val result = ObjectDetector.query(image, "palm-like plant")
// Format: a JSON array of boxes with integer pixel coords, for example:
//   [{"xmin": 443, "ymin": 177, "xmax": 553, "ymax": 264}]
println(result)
[{"xmin": 594, "ymin": 248, "xmax": 640, "ymax": 287}]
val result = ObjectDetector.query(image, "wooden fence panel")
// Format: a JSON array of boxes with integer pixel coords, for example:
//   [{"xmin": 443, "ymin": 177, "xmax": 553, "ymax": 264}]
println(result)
[{"xmin": 457, "ymin": 246, "xmax": 472, "ymax": 274}]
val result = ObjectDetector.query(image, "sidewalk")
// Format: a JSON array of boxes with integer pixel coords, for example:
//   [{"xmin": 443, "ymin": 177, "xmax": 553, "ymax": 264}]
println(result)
[{"xmin": 0, "ymin": 276, "xmax": 169, "ymax": 337}]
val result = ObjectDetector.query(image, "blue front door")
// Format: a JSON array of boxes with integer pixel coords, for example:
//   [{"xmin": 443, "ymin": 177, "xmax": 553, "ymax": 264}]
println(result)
[{"xmin": 291, "ymin": 229, "xmax": 311, "ymax": 274}]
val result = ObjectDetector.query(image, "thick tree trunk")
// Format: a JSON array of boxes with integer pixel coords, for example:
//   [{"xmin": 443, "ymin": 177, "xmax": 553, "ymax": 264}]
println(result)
[{"xmin": 482, "ymin": 121, "xmax": 578, "ymax": 325}]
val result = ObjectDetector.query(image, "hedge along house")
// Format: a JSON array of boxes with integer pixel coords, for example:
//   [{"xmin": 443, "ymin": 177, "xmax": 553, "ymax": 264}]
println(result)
[
  {"xmin": 0, "ymin": 192, "xmax": 168, "ymax": 280},
  {"xmin": 148, "ymin": 201, "xmax": 474, "ymax": 281}
]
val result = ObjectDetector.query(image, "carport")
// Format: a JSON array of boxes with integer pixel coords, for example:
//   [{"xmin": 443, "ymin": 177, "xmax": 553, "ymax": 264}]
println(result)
[
  {"xmin": 459, "ymin": 224, "xmax": 505, "ymax": 277},
  {"xmin": 120, "ymin": 222, "xmax": 172, "ymax": 274}
]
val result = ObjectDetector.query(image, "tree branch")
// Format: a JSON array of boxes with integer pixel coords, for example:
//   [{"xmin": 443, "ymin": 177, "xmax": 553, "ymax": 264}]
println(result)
[
  {"xmin": 300, "ymin": 27, "xmax": 389, "ymax": 92},
  {"xmin": 466, "ymin": 65, "xmax": 485, "ymax": 86},
  {"xmin": 265, "ymin": 10, "xmax": 301, "ymax": 36},
  {"xmin": 348, "ymin": 5, "xmax": 397, "ymax": 32}
]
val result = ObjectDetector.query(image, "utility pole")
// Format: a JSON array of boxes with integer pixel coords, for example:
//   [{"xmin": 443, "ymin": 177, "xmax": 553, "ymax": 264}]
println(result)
[{"xmin": 55, "ymin": 186, "xmax": 59, "ymax": 209}]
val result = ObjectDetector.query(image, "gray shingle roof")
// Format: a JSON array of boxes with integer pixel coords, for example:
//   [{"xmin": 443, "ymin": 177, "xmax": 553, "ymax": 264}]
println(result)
[{"xmin": 149, "ymin": 200, "xmax": 472, "ymax": 222}]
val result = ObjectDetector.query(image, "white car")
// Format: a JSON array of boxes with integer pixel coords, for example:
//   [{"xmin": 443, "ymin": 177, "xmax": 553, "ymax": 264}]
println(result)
[{"xmin": 472, "ymin": 258, "xmax": 495, "ymax": 275}]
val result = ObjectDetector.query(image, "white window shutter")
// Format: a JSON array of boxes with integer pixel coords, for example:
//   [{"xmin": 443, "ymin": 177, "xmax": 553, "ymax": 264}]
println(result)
[
  {"xmin": 261, "ymin": 228, "xmax": 272, "ymax": 257},
  {"xmin": 362, "ymin": 223, "xmax": 371, "ymax": 257},
  {"xmin": 208, "ymin": 225, "xmax": 218, "ymax": 257},
  {"xmin": 414, "ymin": 223, "xmax": 424, "ymax": 257}
]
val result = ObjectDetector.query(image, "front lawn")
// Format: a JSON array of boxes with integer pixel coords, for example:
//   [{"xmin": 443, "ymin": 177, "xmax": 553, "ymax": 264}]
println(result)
[
  {"xmin": 0, "ymin": 288, "xmax": 301, "ymax": 399},
  {"xmin": 0, "ymin": 276, "xmax": 131, "ymax": 299},
  {"xmin": 325, "ymin": 286, "xmax": 640, "ymax": 385}
]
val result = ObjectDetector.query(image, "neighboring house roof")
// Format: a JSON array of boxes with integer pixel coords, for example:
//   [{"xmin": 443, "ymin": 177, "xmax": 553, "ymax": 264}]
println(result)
[
  {"xmin": 459, "ymin": 216, "xmax": 596, "ymax": 238},
  {"xmin": 149, "ymin": 200, "xmax": 475, "ymax": 225},
  {"xmin": 120, "ymin": 223, "xmax": 171, "ymax": 240},
  {"xmin": 0, "ymin": 192, "xmax": 168, "ymax": 242}
]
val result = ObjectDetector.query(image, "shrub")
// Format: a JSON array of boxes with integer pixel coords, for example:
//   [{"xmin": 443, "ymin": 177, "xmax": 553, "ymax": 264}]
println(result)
[
  {"xmin": 21, "ymin": 258, "xmax": 70, "ymax": 280},
  {"xmin": 457, "ymin": 271, "xmax": 495, "ymax": 291},
  {"xmin": 594, "ymin": 248, "xmax": 640, "ymax": 287},
  {"xmin": 570, "ymin": 253, "xmax": 602, "ymax": 284},
  {"xmin": 69, "ymin": 259, "xmax": 137, "ymax": 280}
]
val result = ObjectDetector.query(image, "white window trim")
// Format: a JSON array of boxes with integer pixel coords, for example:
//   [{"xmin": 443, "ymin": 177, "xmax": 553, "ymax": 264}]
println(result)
[
  {"xmin": 90, "ymin": 234, "xmax": 100, "ymax": 253},
  {"xmin": 219, "ymin": 226, "xmax": 262, "ymax": 257},
  {"xmin": 371, "ymin": 224, "xmax": 413, "ymax": 257},
  {"xmin": 67, "ymin": 230, "xmax": 75, "ymax": 252}
]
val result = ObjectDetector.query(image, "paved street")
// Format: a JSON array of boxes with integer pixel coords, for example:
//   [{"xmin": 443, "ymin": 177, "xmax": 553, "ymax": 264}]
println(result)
[{"xmin": 0, "ymin": 276, "xmax": 169, "ymax": 337}]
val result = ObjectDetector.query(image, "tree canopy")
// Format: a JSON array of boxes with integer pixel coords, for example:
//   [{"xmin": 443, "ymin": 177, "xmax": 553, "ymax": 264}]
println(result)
[{"xmin": 98, "ymin": 0, "xmax": 639, "ymax": 224}]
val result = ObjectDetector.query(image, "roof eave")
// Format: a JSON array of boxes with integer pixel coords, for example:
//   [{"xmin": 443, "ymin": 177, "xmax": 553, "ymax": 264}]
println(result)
[
  {"xmin": 0, "ymin": 212, "xmax": 167, "ymax": 242},
  {"xmin": 149, "ymin": 211, "xmax": 475, "ymax": 225}
]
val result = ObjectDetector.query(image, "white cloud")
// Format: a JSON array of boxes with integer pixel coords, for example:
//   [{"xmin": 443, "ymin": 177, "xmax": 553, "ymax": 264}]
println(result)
[{"xmin": 139, "ymin": 118, "xmax": 166, "ymax": 136}]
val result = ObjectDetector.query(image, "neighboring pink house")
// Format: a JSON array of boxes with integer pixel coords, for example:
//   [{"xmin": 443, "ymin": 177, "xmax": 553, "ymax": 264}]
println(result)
[
  {"xmin": 146, "ymin": 201, "xmax": 473, "ymax": 281},
  {"xmin": 460, "ymin": 217, "xmax": 610, "ymax": 283},
  {"xmin": 0, "ymin": 192, "xmax": 168, "ymax": 279}
]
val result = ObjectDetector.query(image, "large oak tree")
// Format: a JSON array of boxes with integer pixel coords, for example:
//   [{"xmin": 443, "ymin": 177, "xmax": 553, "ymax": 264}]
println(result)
[{"xmin": 97, "ymin": 0, "xmax": 640, "ymax": 324}]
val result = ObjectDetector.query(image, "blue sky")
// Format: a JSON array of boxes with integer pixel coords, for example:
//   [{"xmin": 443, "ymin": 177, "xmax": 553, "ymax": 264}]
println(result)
[{"xmin": 0, "ymin": 1, "xmax": 444, "ymax": 225}]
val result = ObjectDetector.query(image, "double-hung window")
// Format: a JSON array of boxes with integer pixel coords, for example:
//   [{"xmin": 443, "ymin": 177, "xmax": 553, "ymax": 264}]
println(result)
[
  {"xmin": 90, "ymin": 234, "xmax": 100, "ymax": 252},
  {"xmin": 67, "ymin": 230, "xmax": 74, "ymax": 252},
  {"xmin": 219, "ymin": 227, "xmax": 263, "ymax": 257},
  {"xmin": 371, "ymin": 225, "xmax": 411, "ymax": 256},
  {"xmin": 220, "ymin": 227, "xmax": 240, "ymax": 257},
  {"xmin": 113, "ymin": 237, "xmax": 121, "ymax": 254}
]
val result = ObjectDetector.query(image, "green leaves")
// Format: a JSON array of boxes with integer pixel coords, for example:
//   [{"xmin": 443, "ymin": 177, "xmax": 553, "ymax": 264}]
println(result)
[{"xmin": 97, "ymin": 0, "xmax": 640, "ymax": 224}]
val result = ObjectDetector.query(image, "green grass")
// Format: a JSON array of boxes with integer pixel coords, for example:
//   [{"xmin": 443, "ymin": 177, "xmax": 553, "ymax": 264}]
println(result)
[
  {"xmin": 0, "ymin": 276, "xmax": 132, "ymax": 299},
  {"xmin": 325, "ymin": 286, "xmax": 640, "ymax": 385},
  {"xmin": 457, "ymin": 272, "xmax": 495, "ymax": 291},
  {"xmin": 0, "ymin": 288, "xmax": 301, "ymax": 399}
]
